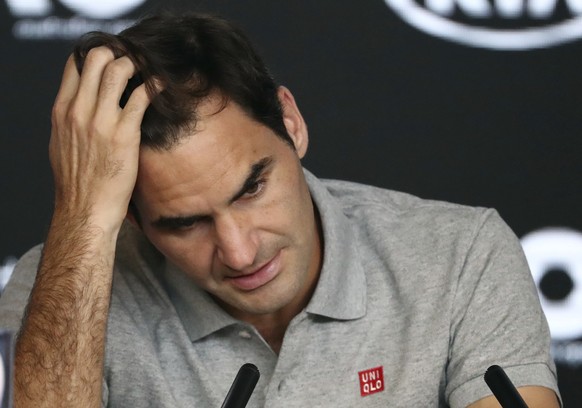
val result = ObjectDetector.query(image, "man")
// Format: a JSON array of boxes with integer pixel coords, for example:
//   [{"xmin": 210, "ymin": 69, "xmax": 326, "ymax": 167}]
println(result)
[{"xmin": 0, "ymin": 12, "xmax": 560, "ymax": 407}]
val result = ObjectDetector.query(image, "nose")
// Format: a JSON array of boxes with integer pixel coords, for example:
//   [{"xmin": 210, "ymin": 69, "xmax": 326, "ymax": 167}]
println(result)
[{"xmin": 214, "ymin": 214, "xmax": 258, "ymax": 271}]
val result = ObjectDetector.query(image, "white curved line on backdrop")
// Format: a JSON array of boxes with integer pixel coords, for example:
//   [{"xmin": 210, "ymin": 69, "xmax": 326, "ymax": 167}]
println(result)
[{"xmin": 385, "ymin": 0, "xmax": 582, "ymax": 50}]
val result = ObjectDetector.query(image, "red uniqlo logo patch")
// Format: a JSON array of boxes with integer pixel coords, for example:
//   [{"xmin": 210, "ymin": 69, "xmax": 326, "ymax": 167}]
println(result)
[{"xmin": 358, "ymin": 366, "xmax": 385, "ymax": 397}]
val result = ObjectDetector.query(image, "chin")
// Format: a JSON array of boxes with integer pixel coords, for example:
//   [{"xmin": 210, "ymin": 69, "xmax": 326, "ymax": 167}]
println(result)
[
  {"xmin": 238, "ymin": 296, "xmax": 290, "ymax": 315},
  {"xmin": 234, "ymin": 287, "xmax": 297, "ymax": 315}
]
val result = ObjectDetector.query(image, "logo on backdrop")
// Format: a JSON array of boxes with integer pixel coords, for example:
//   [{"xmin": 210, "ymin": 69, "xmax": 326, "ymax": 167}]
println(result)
[
  {"xmin": 5, "ymin": 0, "xmax": 147, "ymax": 40},
  {"xmin": 0, "ymin": 258, "xmax": 16, "ymax": 293},
  {"xmin": 0, "ymin": 331, "xmax": 13, "ymax": 406},
  {"xmin": 521, "ymin": 227, "xmax": 582, "ymax": 366},
  {"xmin": 383, "ymin": 0, "xmax": 582, "ymax": 50}
]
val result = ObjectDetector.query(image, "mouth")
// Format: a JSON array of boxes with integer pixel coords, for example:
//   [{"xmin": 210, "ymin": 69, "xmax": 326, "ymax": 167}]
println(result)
[{"xmin": 225, "ymin": 251, "xmax": 282, "ymax": 291}]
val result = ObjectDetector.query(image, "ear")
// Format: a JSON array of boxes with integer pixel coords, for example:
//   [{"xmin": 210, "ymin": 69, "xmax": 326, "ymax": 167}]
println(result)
[{"xmin": 277, "ymin": 86, "xmax": 309, "ymax": 159}]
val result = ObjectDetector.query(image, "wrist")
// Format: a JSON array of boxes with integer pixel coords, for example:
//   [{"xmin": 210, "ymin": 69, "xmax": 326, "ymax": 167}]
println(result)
[{"xmin": 51, "ymin": 200, "xmax": 126, "ymax": 240}]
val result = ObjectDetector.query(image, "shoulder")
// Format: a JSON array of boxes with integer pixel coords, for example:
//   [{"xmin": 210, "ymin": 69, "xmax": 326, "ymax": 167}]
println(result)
[
  {"xmin": 320, "ymin": 177, "xmax": 505, "ymax": 244},
  {"xmin": 317, "ymin": 177, "xmax": 522, "ymax": 292},
  {"xmin": 109, "ymin": 222, "xmax": 172, "ymax": 311}
]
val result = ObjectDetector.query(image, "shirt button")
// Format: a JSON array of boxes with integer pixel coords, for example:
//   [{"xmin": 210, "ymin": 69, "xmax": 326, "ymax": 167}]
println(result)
[{"xmin": 238, "ymin": 330, "xmax": 252, "ymax": 339}]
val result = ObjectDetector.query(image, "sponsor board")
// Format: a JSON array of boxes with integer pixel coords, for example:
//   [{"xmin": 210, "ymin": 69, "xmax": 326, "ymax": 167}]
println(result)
[
  {"xmin": 522, "ymin": 227, "xmax": 582, "ymax": 366},
  {"xmin": 0, "ymin": 258, "xmax": 16, "ymax": 294},
  {"xmin": 384, "ymin": 0, "xmax": 582, "ymax": 49},
  {"xmin": 5, "ymin": 0, "xmax": 147, "ymax": 40}
]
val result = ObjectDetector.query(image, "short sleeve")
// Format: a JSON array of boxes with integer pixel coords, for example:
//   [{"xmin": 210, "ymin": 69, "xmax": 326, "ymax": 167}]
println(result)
[{"xmin": 445, "ymin": 210, "xmax": 560, "ymax": 407}]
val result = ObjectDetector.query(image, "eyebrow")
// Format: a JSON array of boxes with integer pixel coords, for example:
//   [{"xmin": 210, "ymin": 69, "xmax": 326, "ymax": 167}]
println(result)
[{"xmin": 151, "ymin": 156, "xmax": 274, "ymax": 230}]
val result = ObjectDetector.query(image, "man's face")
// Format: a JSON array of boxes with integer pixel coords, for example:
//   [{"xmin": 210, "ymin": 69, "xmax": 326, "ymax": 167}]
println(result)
[{"xmin": 132, "ymin": 89, "xmax": 322, "ymax": 320}]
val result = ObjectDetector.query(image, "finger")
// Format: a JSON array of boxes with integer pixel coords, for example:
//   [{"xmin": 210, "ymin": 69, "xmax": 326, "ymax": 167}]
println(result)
[
  {"xmin": 76, "ymin": 47, "xmax": 116, "ymax": 111},
  {"xmin": 53, "ymin": 55, "xmax": 81, "ymax": 108},
  {"xmin": 118, "ymin": 83, "xmax": 152, "ymax": 133},
  {"xmin": 94, "ymin": 55, "xmax": 138, "ymax": 117}
]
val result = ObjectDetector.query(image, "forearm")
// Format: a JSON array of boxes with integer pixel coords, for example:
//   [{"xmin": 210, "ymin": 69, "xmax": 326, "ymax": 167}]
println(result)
[
  {"xmin": 14, "ymin": 212, "xmax": 118, "ymax": 407},
  {"xmin": 13, "ymin": 44, "xmax": 152, "ymax": 407}
]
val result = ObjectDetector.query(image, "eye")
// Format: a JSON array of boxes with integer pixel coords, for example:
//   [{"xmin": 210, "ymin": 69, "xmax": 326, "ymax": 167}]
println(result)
[{"xmin": 243, "ymin": 179, "xmax": 266, "ymax": 199}]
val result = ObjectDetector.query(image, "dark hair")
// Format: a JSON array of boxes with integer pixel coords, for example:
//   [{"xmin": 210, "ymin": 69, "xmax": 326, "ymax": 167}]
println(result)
[{"xmin": 73, "ymin": 12, "xmax": 293, "ymax": 150}]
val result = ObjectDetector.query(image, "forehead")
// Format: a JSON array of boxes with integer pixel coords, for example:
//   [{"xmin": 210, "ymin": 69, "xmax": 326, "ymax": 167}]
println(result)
[
  {"xmin": 134, "ymin": 97, "xmax": 288, "ymax": 211},
  {"xmin": 139, "ymin": 97, "xmax": 278, "ymax": 174}
]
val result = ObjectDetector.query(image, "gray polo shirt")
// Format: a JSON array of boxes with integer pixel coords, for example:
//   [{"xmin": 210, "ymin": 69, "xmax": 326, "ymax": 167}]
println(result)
[{"xmin": 0, "ymin": 170, "xmax": 559, "ymax": 407}]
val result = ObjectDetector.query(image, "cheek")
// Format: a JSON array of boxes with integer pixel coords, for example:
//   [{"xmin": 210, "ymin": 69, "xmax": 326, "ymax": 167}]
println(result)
[
  {"xmin": 267, "ymin": 166, "xmax": 310, "ymax": 217},
  {"xmin": 277, "ymin": 178, "xmax": 313, "ymax": 229},
  {"xmin": 255, "ymin": 197, "xmax": 299, "ymax": 238},
  {"xmin": 266, "ymin": 198, "xmax": 312, "ymax": 249}
]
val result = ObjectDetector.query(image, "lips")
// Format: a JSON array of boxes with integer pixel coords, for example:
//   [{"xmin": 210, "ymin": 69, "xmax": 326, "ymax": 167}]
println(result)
[{"xmin": 226, "ymin": 251, "xmax": 281, "ymax": 291}]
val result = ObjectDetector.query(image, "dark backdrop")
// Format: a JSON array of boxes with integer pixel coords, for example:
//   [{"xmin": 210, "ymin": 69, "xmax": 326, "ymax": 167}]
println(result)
[{"xmin": 1, "ymin": 1, "xmax": 580, "ymax": 404}]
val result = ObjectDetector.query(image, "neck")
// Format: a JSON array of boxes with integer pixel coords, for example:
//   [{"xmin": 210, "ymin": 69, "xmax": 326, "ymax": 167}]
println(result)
[
  {"xmin": 222, "ymin": 256, "xmax": 320, "ymax": 354},
  {"xmin": 245, "ymin": 314, "xmax": 293, "ymax": 355}
]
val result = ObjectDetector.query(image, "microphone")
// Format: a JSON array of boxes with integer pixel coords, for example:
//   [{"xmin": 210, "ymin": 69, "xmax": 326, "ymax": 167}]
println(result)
[
  {"xmin": 221, "ymin": 363, "xmax": 260, "ymax": 408},
  {"xmin": 484, "ymin": 365, "xmax": 528, "ymax": 408}
]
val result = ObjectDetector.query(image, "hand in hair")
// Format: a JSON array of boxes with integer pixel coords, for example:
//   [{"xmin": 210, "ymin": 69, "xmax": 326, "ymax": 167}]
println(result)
[
  {"xmin": 50, "ymin": 46, "xmax": 151, "ymax": 231},
  {"xmin": 14, "ymin": 46, "xmax": 152, "ymax": 408}
]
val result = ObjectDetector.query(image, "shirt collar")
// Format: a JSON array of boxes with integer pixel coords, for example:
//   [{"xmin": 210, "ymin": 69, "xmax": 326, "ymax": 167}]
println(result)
[
  {"xmin": 163, "ymin": 261, "xmax": 238, "ymax": 342},
  {"xmin": 302, "ymin": 170, "xmax": 367, "ymax": 320},
  {"xmin": 161, "ymin": 169, "xmax": 367, "ymax": 342}
]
